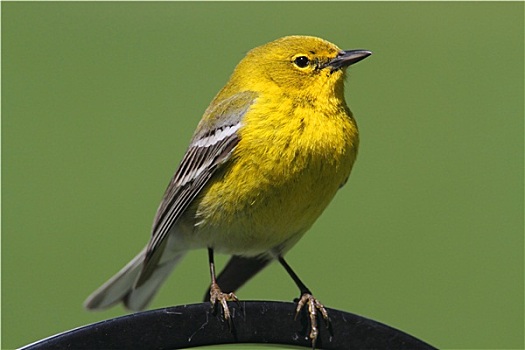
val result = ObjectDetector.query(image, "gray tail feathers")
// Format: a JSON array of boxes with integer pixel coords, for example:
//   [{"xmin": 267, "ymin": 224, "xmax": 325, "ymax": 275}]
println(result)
[{"xmin": 84, "ymin": 247, "xmax": 185, "ymax": 311}]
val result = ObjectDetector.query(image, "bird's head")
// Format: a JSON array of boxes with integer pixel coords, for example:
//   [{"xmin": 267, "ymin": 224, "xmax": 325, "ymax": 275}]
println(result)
[{"xmin": 228, "ymin": 35, "xmax": 371, "ymax": 102}]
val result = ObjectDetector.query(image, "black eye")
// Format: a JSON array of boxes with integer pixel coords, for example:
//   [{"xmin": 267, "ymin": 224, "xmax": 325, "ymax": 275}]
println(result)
[{"xmin": 293, "ymin": 56, "xmax": 310, "ymax": 68}]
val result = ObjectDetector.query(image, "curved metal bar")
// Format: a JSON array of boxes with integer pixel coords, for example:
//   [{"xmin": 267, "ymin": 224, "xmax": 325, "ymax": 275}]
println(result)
[{"xmin": 20, "ymin": 301, "xmax": 437, "ymax": 349}]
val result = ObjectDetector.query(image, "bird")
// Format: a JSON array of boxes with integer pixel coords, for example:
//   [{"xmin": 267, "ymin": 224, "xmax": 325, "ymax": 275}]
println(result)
[{"xmin": 84, "ymin": 35, "xmax": 371, "ymax": 347}]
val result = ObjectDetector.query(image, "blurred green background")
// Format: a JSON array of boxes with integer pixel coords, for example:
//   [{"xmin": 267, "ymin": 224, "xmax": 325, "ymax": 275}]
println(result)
[{"xmin": 2, "ymin": 2, "xmax": 523, "ymax": 349}]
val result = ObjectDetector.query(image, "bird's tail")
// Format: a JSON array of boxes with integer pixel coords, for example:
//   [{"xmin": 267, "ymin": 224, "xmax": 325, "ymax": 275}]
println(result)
[{"xmin": 84, "ymin": 247, "xmax": 185, "ymax": 311}]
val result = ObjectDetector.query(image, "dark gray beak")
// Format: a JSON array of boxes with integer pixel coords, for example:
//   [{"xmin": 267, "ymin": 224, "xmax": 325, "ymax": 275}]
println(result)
[{"xmin": 325, "ymin": 50, "xmax": 372, "ymax": 71}]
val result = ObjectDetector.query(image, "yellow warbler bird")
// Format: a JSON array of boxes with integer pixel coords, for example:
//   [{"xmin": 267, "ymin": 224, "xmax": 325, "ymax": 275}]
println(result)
[{"xmin": 85, "ymin": 35, "xmax": 371, "ymax": 345}]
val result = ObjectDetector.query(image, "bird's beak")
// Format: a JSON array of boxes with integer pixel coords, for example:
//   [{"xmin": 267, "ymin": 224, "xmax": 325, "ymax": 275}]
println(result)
[{"xmin": 325, "ymin": 50, "xmax": 372, "ymax": 71}]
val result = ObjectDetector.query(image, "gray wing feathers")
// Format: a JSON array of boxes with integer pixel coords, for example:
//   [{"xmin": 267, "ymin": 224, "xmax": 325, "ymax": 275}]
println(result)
[
  {"xmin": 85, "ymin": 91, "xmax": 257, "ymax": 310},
  {"xmin": 140, "ymin": 92, "xmax": 258, "ymax": 281}
]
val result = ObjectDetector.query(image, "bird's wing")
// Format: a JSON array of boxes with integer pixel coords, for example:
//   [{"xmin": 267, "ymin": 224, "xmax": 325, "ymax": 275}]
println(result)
[{"xmin": 137, "ymin": 91, "xmax": 258, "ymax": 285}]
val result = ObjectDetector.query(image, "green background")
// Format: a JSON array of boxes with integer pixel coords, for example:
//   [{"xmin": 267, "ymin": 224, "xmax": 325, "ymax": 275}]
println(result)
[{"xmin": 2, "ymin": 2, "xmax": 523, "ymax": 349}]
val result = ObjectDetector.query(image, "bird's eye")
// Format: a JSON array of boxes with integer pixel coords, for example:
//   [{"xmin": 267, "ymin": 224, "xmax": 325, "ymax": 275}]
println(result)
[{"xmin": 293, "ymin": 56, "xmax": 310, "ymax": 68}]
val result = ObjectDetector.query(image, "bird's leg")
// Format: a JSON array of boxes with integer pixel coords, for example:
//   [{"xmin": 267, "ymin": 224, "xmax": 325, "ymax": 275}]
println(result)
[
  {"xmin": 279, "ymin": 256, "xmax": 330, "ymax": 349},
  {"xmin": 208, "ymin": 248, "xmax": 238, "ymax": 328}
]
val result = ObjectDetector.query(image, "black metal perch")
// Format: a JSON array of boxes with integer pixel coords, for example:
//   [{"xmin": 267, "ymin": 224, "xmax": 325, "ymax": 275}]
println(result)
[{"xmin": 20, "ymin": 301, "xmax": 437, "ymax": 349}]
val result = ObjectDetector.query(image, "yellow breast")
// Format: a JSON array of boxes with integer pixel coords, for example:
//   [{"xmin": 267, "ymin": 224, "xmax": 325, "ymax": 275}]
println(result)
[{"xmin": 191, "ymin": 93, "xmax": 359, "ymax": 256}]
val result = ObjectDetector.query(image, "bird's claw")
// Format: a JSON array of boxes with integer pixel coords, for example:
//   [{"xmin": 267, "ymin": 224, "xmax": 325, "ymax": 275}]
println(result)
[
  {"xmin": 295, "ymin": 293, "xmax": 330, "ymax": 349},
  {"xmin": 209, "ymin": 282, "xmax": 238, "ymax": 329}
]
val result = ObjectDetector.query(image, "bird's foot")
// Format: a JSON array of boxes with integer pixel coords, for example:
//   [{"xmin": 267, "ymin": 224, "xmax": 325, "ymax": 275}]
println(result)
[
  {"xmin": 294, "ymin": 293, "xmax": 330, "ymax": 349},
  {"xmin": 209, "ymin": 281, "xmax": 238, "ymax": 328}
]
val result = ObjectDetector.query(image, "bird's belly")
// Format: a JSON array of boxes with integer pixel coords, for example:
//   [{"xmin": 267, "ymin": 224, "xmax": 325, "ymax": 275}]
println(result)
[
  {"xmin": 185, "ymin": 151, "xmax": 355, "ymax": 256},
  {"xmin": 191, "ymin": 185, "xmax": 337, "ymax": 256},
  {"xmin": 181, "ymin": 104, "xmax": 359, "ymax": 256}
]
